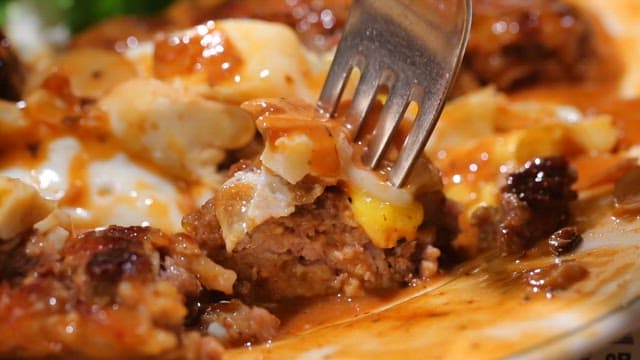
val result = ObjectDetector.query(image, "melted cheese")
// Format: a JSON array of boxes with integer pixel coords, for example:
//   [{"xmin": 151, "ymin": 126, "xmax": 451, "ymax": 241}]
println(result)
[{"xmin": 348, "ymin": 186, "xmax": 424, "ymax": 249}]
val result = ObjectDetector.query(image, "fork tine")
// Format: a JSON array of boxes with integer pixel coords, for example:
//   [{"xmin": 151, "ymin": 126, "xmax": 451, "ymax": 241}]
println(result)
[
  {"xmin": 389, "ymin": 88, "xmax": 445, "ymax": 187},
  {"xmin": 362, "ymin": 82, "xmax": 410, "ymax": 168},
  {"xmin": 316, "ymin": 49, "xmax": 354, "ymax": 117},
  {"xmin": 344, "ymin": 63, "xmax": 382, "ymax": 139}
]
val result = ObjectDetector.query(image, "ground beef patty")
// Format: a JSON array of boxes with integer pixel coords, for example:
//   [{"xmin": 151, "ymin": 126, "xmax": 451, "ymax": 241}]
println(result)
[{"xmin": 184, "ymin": 186, "xmax": 460, "ymax": 302}]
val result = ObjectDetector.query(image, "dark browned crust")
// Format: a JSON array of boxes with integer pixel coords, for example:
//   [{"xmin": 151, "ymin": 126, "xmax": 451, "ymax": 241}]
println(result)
[{"xmin": 472, "ymin": 156, "xmax": 578, "ymax": 255}]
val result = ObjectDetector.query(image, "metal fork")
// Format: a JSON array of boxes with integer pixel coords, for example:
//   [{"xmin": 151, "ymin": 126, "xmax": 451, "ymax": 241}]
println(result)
[{"xmin": 317, "ymin": 0, "xmax": 471, "ymax": 187}]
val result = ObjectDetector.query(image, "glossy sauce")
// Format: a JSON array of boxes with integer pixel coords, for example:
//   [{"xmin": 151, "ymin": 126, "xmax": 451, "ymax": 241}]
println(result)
[
  {"xmin": 253, "ymin": 100, "xmax": 343, "ymax": 179},
  {"xmin": 153, "ymin": 21, "xmax": 243, "ymax": 86}
]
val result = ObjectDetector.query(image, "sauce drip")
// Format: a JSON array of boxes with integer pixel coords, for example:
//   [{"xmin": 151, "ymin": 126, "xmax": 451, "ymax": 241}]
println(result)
[{"xmin": 249, "ymin": 99, "xmax": 343, "ymax": 179}]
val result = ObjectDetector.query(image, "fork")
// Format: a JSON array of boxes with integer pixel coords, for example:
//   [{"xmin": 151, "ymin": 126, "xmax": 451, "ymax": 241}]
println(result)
[{"xmin": 317, "ymin": 0, "xmax": 472, "ymax": 187}]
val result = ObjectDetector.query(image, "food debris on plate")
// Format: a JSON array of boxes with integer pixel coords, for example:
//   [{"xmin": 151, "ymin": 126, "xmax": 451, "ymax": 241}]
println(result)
[{"xmin": 0, "ymin": 0, "xmax": 639, "ymax": 359}]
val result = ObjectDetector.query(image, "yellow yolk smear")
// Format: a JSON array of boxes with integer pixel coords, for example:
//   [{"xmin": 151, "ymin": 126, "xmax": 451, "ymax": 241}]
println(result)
[{"xmin": 348, "ymin": 186, "xmax": 424, "ymax": 249}]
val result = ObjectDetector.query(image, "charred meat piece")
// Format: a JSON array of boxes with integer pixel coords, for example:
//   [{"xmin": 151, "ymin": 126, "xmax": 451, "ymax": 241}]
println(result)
[
  {"xmin": 0, "ymin": 32, "xmax": 24, "ymax": 101},
  {"xmin": 0, "ymin": 225, "xmax": 278, "ymax": 359},
  {"xmin": 454, "ymin": 0, "xmax": 616, "ymax": 94},
  {"xmin": 184, "ymin": 185, "xmax": 459, "ymax": 302},
  {"xmin": 548, "ymin": 226, "xmax": 582, "ymax": 256},
  {"xmin": 472, "ymin": 156, "xmax": 577, "ymax": 255}
]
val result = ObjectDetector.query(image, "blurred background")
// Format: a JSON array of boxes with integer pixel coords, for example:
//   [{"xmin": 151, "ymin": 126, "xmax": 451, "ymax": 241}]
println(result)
[{"xmin": 0, "ymin": 0, "xmax": 173, "ymax": 33}]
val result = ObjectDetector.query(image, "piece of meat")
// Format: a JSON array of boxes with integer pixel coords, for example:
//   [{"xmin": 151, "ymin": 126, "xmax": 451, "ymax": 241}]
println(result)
[
  {"xmin": 197, "ymin": 299, "xmax": 280, "ymax": 347},
  {"xmin": 0, "ymin": 225, "xmax": 278, "ymax": 359},
  {"xmin": 184, "ymin": 185, "xmax": 459, "ymax": 302},
  {"xmin": 454, "ymin": 0, "xmax": 616, "ymax": 94},
  {"xmin": 0, "ymin": 31, "xmax": 24, "ymax": 101},
  {"xmin": 525, "ymin": 260, "xmax": 589, "ymax": 294},
  {"xmin": 472, "ymin": 156, "xmax": 577, "ymax": 255}
]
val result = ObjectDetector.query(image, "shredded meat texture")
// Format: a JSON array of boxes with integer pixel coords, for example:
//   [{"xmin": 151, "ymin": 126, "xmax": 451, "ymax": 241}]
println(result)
[
  {"xmin": 0, "ymin": 32, "xmax": 24, "ymax": 101},
  {"xmin": 184, "ymin": 186, "xmax": 459, "ymax": 302},
  {"xmin": 454, "ymin": 0, "xmax": 615, "ymax": 94},
  {"xmin": 472, "ymin": 157, "xmax": 577, "ymax": 255},
  {"xmin": 0, "ymin": 225, "xmax": 279, "ymax": 359}
]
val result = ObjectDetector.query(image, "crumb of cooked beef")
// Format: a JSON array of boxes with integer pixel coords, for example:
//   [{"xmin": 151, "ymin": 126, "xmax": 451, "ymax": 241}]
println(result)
[
  {"xmin": 184, "ymin": 186, "xmax": 458, "ymax": 302},
  {"xmin": 197, "ymin": 299, "xmax": 280, "ymax": 347},
  {"xmin": 472, "ymin": 156, "xmax": 577, "ymax": 255},
  {"xmin": 548, "ymin": 226, "xmax": 582, "ymax": 256},
  {"xmin": 525, "ymin": 260, "xmax": 589, "ymax": 295},
  {"xmin": 453, "ymin": 0, "xmax": 616, "ymax": 94},
  {"xmin": 0, "ymin": 225, "xmax": 278, "ymax": 359}
]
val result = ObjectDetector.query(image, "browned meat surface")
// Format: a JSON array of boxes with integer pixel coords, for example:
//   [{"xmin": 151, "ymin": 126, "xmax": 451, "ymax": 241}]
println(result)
[
  {"xmin": 184, "ymin": 185, "xmax": 459, "ymax": 302},
  {"xmin": 454, "ymin": 0, "xmax": 617, "ymax": 94},
  {"xmin": 0, "ymin": 225, "xmax": 279, "ymax": 359},
  {"xmin": 472, "ymin": 157, "xmax": 578, "ymax": 255},
  {"xmin": 0, "ymin": 32, "xmax": 24, "ymax": 101}
]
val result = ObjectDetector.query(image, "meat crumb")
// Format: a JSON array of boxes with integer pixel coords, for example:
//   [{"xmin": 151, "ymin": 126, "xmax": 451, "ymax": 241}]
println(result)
[
  {"xmin": 548, "ymin": 226, "xmax": 582, "ymax": 256},
  {"xmin": 526, "ymin": 261, "xmax": 589, "ymax": 296}
]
